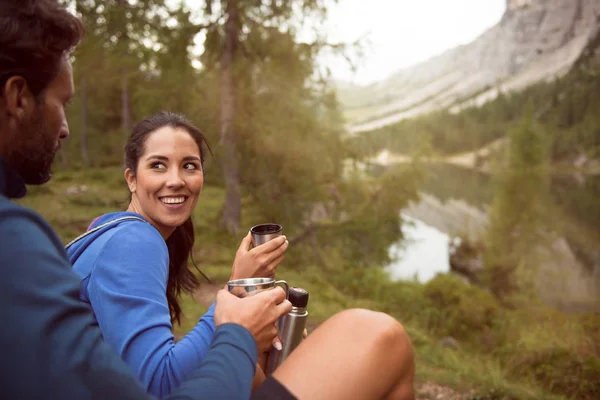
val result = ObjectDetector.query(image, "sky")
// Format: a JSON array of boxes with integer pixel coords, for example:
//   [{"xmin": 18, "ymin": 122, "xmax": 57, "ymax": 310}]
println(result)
[
  {"xmin": 183, "ymin": 0, "xmax": 506, "ymax": 86},
  {"xmin": 321, "ymin": 0, "xmax": 506, "ymax": 85}
]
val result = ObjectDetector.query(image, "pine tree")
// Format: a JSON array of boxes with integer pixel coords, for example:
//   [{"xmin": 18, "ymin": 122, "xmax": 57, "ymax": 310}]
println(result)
[{"xmin": 199, "ymin": 0, "xmax": 342, "ymax": 234}]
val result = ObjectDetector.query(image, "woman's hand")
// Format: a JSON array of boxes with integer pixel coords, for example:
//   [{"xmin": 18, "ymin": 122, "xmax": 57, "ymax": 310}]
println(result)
[
  {"xmin": 252, "ymin": 363, "xmax": 267, "ymax": 391},
  {"xmin": 230, "ymin": 232, "xmax": 288, "ymax": 280}
]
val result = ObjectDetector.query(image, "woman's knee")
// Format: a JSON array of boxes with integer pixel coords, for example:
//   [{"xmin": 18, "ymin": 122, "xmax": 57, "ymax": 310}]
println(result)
[{"xmin": 330, "ymin": 308, "xmax": 411, "ymax": 350}]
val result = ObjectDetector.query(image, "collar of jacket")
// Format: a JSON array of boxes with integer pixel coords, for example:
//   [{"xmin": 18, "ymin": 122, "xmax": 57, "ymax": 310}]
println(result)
[{"xmin": 0, "ymin": 153, "xmax": 27, "ymax": 199}]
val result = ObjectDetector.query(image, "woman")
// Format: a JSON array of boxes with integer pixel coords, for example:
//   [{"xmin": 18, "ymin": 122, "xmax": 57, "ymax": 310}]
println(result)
[
  {"xmin": 68, "ymin": 111, "xmax": 416, "ymax": 400},
  {"xmin": 67, "ymin": 111, "xmax": 288, "ymax": 397}
]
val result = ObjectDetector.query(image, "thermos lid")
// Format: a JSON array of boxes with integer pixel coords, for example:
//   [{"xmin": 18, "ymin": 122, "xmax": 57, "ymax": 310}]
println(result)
[{"xmin": 288, "ymin": 287, "xmax": 309, "ymax": 308}]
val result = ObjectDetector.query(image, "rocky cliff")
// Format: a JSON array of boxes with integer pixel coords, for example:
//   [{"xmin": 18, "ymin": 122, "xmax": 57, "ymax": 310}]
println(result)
[{"xmin": 344, "ymin": 0, "xmax": 600, "ymax": 134}]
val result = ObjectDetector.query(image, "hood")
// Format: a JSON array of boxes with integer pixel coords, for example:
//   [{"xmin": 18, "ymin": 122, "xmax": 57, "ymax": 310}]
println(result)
[{"xmin": 65, "ymin": 211, "xmax": 148, "ymax": 265}]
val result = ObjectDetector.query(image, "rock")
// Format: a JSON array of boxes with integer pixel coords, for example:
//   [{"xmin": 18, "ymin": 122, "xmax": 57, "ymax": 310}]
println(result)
[
  {"xmin": 571, "ymin": 171, "xmax": 586, "ymax": 186},
  {"xmin": 573, "ymin": 152, "xmax": 588, "ymax": 168},
  {"xmin": 455, "ymin": 257, "xmax": 484, "ymax": 275},
  {"xmin": 451, "ymin": 271, "xmax": 473, "ymax": 285},
  {"xmin": 449, "ymin": 238, "xmax": 484, "ymax": 283},
  {"xmin": 404, "ymin": 194, "xmax": 488, "ymax": 242},
  {"xmin": 587, "ymin": 159, "xmax": 600, "ymax": 171},
  {"xmin": 416, "ymin": 382, "xmax": 472, "ymax": 400},
  {"xmin": 507, "ymin": 0, "xmax": 535, "ymax": 12},
  {"xmin": 448, "ymin": 237, "xmax": 462, "ymax": 255},
  {"xmin": 535, "ymin": 237, "xmax": 600, "ymax": 312},
  {"xmin": 438, "ymin": 336, "xmax": 459, "ymax": 349},
  {"xmin": 65, "ymin": 185, "xmax": 88, "ymax": 196}
]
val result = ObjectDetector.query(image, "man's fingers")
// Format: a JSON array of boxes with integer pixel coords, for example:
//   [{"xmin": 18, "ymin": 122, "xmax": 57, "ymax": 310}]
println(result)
[
  {"xmin": 246, "ymin": 286, "xmax": 286, "ymax": 306},
  {"xmin": 269, "ymin": 286, "xmax": 287, "ymax": 304},
  {"xmin": 217, "ymin": 288, "xmax": 239, "ymax": 303},
  {"xmin": 275, "ymin": 299, "xmax": 292, "ymax": 318},
  {"xmin": 216, "ymin": 288, "xmax": 230, "ymax": 299}
]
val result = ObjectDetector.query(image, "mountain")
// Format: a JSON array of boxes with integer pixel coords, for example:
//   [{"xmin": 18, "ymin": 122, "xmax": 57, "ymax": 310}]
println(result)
[{"xmin": 341, "ymin": 0, "xmax": 600, "ymax": 134}]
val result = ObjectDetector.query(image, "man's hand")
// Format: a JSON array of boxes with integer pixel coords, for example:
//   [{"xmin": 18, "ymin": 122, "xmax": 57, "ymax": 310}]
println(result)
[
  {"xmin": 229, "ymin": 232, "xmax": 288, "ymax": 280},
  {"xmin": 214, "ymin": 287, "xmax": 292, "ymax": 353}
]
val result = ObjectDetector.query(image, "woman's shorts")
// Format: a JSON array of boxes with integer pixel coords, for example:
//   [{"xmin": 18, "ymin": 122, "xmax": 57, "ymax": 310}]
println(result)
[{"xmin": 251, "ymin": 376, "xmax": 297, "ymax": 400}]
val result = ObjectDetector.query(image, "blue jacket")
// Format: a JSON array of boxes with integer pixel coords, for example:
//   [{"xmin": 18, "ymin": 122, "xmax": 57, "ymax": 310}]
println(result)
[
  {"xmin": 0, "ymin": 154, "xmax": 257, "ymax": 400},
  {"xmin": 67, "ymin": 211, "xmax": 218, "ymax": 398}
]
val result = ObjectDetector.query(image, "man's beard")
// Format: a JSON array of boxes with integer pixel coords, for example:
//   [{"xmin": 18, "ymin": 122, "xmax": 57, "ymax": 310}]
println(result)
[{"xmin": 10, "ymin": 110, "xmax": 57, "ymax": 185}]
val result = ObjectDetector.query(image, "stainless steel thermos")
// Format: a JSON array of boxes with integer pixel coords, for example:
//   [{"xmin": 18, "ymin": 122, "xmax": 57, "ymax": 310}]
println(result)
[
  {"xmin": 265, "ymin": 287, "xmax": 309, "ymax": 375},
  {"xmin": 247, "ymin": 223, "xmax": 309, "ymax": 374}
]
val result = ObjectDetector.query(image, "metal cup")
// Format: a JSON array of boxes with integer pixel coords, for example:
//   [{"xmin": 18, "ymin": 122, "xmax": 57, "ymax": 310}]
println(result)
[
  {"xmin": 250, "ymin": 223, "xmax": 282, "ymax": 247},
  {"xmin": 227, "ymin": 277, "xmax": 289, "ymax": 299}
]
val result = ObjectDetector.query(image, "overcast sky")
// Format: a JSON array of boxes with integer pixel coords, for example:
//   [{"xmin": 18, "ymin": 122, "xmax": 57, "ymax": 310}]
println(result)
[
  {"xmin": 322, "ymin": 0, "xmax": 506, "ymax": 85},
  {"xmin": 183, "ymin": 0, "xmax": 506, "ymax": 86}
]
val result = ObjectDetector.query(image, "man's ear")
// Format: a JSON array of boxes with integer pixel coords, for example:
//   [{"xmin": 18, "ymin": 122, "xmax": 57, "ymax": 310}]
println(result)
[
  {"xmin": 3, "ymin": 76, "xmax": 35, "ymax": 122},
  {"xmin": 124, "ymin": 168, "xmax": 136, "ymax": 193}
]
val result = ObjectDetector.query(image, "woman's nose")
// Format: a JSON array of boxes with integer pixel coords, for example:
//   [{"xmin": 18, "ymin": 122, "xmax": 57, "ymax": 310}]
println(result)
[{"xmin": 166, "ymin": 170, "xmax": 185, "ymax": 188}]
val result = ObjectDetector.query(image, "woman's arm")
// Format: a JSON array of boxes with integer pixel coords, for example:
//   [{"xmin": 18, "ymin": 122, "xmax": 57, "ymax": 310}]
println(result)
[{"xmin": 86, "ymin": 224, "xmax": 216, "ymax": 398}]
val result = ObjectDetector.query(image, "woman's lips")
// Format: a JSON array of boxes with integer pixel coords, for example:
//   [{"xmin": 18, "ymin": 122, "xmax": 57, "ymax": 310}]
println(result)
[{"xmin": 159, "ymin": 196, "xmax": 188, "ymax": 209}]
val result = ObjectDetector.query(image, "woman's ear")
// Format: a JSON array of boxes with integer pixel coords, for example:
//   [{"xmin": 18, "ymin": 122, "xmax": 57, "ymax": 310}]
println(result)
[{"xmin": 124, "ymin": 168, "xmax": 136, "ymax": 193}]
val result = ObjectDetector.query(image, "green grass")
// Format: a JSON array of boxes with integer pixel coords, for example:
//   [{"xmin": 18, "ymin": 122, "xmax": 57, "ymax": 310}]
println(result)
[
  {"xmin": 173, "ymin": 272, "xmax": 581, "ymax": 399},
  {"xmin": 18, "ymin": 167, "xmax": 600, "ymax": 400}
]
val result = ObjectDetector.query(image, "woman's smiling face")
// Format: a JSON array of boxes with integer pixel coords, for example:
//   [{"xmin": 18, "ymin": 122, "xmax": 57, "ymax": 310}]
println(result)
[{"xmin": 125, "ymin": 126, "xmax": 204, "ymax": 239}]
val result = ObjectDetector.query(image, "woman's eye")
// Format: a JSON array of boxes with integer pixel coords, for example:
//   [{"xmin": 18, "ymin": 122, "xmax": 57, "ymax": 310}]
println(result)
[
  {"xmin": 184, "ymin": 163, "xmax": 200, "ymax": 170},
  {"xmin": 150, "ymin": 162, "xmax": 166, "ymax": 170}
]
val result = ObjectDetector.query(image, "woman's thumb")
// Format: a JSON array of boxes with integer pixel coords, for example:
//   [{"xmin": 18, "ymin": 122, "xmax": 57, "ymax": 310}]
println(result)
[{"xmin": 239, "ymin": 231, "xmax": 253, "ymax": 251}]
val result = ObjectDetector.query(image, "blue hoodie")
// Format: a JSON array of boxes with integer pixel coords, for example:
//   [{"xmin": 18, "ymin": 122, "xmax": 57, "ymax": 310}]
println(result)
[{"xmin": 67, "ymin": 211, "xmax": 218, "ymax": 398}]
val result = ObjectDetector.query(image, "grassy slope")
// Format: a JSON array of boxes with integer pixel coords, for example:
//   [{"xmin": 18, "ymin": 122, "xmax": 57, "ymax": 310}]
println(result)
[{"xmin": 18, "ymin": 167, "xmax": 592, "ymax": 400}]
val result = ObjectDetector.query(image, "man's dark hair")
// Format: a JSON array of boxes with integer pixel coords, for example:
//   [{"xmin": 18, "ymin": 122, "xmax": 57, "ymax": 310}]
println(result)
[{"xmin": 0, "ymin": 0, "xmax": 83, "ymax": 99}]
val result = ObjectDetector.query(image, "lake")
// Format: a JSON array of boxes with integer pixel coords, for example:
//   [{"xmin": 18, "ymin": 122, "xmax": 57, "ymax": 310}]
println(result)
[{"xmin": 386, "ymin": 163, "xmax": 600, "ymax": 312}]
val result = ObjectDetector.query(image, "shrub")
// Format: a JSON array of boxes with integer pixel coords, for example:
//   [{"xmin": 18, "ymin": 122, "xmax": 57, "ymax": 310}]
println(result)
[
  {"xmin": 508, "ymin": 348, "xmax": 600, "ymax": 399},
  {"xmin": 498, "ymin": 309, "xmax": 600, "ymax": 399},
  {"xmin": 423, "ymin": 274, "xmax": 500, "ymax": 340}
]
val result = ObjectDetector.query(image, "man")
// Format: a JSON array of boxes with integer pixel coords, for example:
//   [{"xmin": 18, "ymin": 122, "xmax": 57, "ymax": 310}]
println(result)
[{"xmin": 0, "ymin": 1, "xmax": 290, "ymax": 399}]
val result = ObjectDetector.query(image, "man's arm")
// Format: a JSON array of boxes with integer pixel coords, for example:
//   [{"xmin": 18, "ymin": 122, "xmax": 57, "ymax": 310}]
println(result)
[
  {"xmin": 0, "ymin": 205, "xmax": 258, "ymax": 400},
  {"xmin": 169, "ymin": 323, "xmax": 258, "ymax": 400},
  {"xmin": 0, "ymin": 205, "xmax": 154, "ymax": 399}
]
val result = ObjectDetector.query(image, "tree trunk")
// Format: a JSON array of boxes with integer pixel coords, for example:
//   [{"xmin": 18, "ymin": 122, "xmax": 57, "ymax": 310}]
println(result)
[
  {"xmin": 79, "ymin": 73, "xmax": 90, "ymax": 166},
  {"xmin": 219, "ymin": 0, "xmax": 241, "ymax": 234},
  {"xmin": 121, "ymin": 67, "xmax": 131, "ymax": 139}
]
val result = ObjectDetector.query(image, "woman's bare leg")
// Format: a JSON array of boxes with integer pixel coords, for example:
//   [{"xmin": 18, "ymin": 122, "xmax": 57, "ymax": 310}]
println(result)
[{"xmin": 272, "ymin": 309, "xmax": 415, "ymax": 400}]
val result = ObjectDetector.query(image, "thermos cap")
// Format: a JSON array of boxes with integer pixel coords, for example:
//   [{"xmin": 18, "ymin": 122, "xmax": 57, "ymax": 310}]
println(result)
[{"xmin": 288, "ymin": 287, "xmax": 309, "ymax": 308}]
